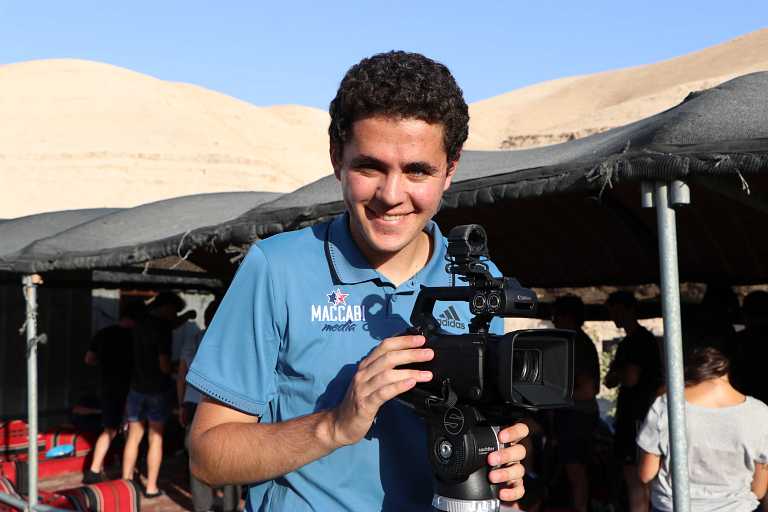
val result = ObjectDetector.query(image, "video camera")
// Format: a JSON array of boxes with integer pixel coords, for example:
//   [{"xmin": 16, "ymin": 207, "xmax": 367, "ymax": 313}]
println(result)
[{"xmin": 396, "ymin": 224, "xmax": 575, "ymax": 512}]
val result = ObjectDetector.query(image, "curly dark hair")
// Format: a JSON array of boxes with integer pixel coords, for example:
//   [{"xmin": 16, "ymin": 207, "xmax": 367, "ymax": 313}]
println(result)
[{"xmin": 329, "ymin": 51, "xmax": 469, "ymax": 165}]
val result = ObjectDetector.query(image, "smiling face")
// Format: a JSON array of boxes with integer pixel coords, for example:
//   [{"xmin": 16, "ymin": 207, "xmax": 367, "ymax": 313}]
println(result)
[{"xmin": 332, "ymin": 115, "xmax": 457, "ymax": 269}]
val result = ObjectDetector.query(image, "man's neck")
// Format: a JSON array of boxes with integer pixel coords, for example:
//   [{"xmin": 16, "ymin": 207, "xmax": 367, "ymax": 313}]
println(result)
[
  {"xmin": 624, "ymin": 320, "xmax": 641, "ymax": 337},
  {"xmin": 367, "ymin": 231, "xmax": 433, "ymax": 287}
]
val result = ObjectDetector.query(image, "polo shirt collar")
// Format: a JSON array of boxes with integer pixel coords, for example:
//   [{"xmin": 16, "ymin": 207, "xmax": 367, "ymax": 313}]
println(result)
[{"xmin": 327, "ymin": 211, "xmax": 448, "ymax": 286}]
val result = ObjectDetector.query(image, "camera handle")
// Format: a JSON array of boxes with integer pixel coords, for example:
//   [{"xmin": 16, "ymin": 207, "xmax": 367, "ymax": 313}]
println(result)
[
  {"xmin": 426, "ymin": 404, "xmax": 523, "ymax": 512},
  {"xmin": 409, "ymin": 287, "xmax": 495, "ymax": 336}
]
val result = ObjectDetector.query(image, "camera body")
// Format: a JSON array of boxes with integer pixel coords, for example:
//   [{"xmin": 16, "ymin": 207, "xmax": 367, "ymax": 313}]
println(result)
[
  {"xmin": 396, "ymin": 225, "xmax": 575, "ymax": 511},
  {"xmin": 402, "ymin": 329, "xmax": 575, "ymax": 414}
]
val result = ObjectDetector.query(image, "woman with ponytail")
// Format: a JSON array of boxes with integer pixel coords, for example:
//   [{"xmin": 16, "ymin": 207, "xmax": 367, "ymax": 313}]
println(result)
[{"xmin": 636, "ymin": 323, "xmax": 768, "ymax": 512}]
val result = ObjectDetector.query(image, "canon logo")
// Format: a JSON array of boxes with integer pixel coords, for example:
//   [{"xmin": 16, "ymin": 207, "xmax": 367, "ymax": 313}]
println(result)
[{"xmin": 517, "ymin": 295, "xmax": 532, "ymax": 301}]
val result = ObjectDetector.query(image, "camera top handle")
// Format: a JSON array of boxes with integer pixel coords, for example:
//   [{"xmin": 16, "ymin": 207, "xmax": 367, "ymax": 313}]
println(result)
[{"xmin": 409, "ymin": 224, "xmax": 538, "ymax": 336}]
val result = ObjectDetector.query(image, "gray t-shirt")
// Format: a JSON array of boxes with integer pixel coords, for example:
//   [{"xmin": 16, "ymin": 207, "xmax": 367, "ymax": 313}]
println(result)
[{"xmin": 637, "ymin": 394, "xmax": 768, "ymax": 512}]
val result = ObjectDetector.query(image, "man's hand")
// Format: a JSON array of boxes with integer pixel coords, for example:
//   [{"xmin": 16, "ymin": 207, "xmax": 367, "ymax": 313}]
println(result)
[
  {"xmin": 488, "ymin": 421, "xmax": 529, "ymax": 502},
  {"xmin": 330, "ymin": 334, "xmax": 434, "ymax": 448}
]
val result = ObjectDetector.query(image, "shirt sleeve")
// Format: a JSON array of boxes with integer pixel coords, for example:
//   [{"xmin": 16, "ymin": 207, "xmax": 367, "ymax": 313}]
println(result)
[
  {"xmin": 637, "ymin": 395, "xmax": 667, "ymax": 456},
  {"xmin": 158, "ymin": 320, "xmax": 173, "ymax": 356},
  {"xmin": 627, "ymin": 329, "xmax": 656, "ymax": 370},
  {"xmin": 88, "ymin": 332, "xmax": 99, "ymax": 354},
  {"xmin": 186, "ymin": 245, "xmax": 282, "ymax": 417},
  {"xmin": 752, "ymin": 399, "xmax": 768, "ymax": 464}
]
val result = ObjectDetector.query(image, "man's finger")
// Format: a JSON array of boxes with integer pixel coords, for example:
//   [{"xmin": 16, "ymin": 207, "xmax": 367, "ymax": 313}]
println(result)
[
  {"xmin": 488, "ymin": 460, "xmax": 525, "ymax": 485},
  {"xmin": 359, "ymin": 335, "xmax": 426, "ymax": 370},
  {"xmin": 499, "ymin": 477, "xmax": 525, "ymax": 502},
  {"xmin": 487, "ymin": 443, "xmax": 526, "ymax": 468},
  {"xmin": 498, "ymin": 422, "xmax": 529, "ymax": 444}
]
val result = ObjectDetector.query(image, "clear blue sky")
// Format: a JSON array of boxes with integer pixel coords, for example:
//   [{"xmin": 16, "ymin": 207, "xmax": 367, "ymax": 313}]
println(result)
[{"xmin": 1, "ymin": 1, "xmax": 765, "ymax": 110}]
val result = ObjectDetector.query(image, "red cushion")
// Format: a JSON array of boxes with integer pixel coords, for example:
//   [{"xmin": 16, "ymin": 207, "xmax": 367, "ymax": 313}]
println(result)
[
  {"xmin": 0, "ymin": 422, "xmax": 45, "ymax": 460},
  {"xmin": 57, "ymin": 479, "xmax": 141, "ymax": 512},
  {"xmin": 45, "ymin": 428, "xmax": 97, "ymax": 457}
]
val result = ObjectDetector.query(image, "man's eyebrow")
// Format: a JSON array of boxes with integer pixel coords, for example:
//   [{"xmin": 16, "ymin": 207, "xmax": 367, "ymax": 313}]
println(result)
[
  {"xmin": 405, "ymin": 161, "xmax": 442, "ymax": 174},
  {"xmin": 348, "ymin": 155, "xmax": 385, "ymax": 168},
  {"xmin": 348, "ymin": 155, "xmax": 443, "ymax": 174}
]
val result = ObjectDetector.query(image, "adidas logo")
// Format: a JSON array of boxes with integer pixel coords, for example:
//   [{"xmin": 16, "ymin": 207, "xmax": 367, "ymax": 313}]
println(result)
[{"xmin": 438, "ymin": 306, "xmax": 466, "ymax": 330}]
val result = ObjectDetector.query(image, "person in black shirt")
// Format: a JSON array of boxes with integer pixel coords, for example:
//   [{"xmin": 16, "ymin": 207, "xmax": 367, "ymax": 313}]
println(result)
[
  {"xmin": 121, "ymin": 292, "xmax": 195, "ymax": 498},
  {"xmin": 83, "ymin": 300, "xmax": 145, "ymax": 484},
  {"xmin": 605, "ymin": 291, "xmax": 663, "ymax": 512},
  {"xmin": 551, "ymin": 295, "xmax": 600, "ymax": 512},
  {"xmin": 739, "ymin": 290, "xmax": 768, "ymax": 405}
]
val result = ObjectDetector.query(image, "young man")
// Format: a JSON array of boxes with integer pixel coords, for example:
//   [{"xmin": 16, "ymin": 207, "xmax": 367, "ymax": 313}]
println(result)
[
  {"xmin": 187, "ymin": 51, "xmax": 528, "ymax": 511},
  {"xmin": 605, "ymin": 291, "xmax": 663, "ymax": 512}
]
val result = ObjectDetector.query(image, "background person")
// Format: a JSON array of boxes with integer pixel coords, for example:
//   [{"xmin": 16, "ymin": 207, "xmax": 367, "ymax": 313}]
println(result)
[
  {"xmin": 739, "ymin": 290, "xmax": 768, "ymax": 405},
  {"xmin": 691, "ymin": 283, "xmax": 743, "ymax": 389},
  {"xmin": 637, "ymin": 324, "xmax": 768, "ymax": 512},
  {"xmin": 550, "ymin": 295, "xmax": 600, "ymax": 512},
  {"xmin": 122, "ymin": 292, "xmax": 195, "ymax": 498},
  {"xmin": 604, "ymin": 291, "xmax": 663, "ymax": 512},
  {"xmin": 177, "ymin": 299, "xmax": 241, "ymax": 512},
  {"xmin": 82, "ymin": 300, "xmax": 145, "ymax": 484}
]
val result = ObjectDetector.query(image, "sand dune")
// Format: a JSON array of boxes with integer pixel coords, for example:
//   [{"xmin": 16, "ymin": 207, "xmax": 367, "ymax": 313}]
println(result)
[
  {"xmin": 0, "ymin": 59, "xmax": 331, "ymax": 218},
  {"xmin": 466, "ymin": 27, "xmax": 768, "ymax": 150},
  {"xmin": 1, "ymin": 28, "xmax": 767, "ymax": 218}
]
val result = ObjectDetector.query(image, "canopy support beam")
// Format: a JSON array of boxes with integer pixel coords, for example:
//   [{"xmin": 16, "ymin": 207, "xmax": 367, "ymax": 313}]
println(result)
[
  {"xmin": 643, "ymin": 181, "xmax": 691, "ymax": 512},
  {"xmin": 22, "ymin": 274, "xmax": 43, "ymax": 508}
]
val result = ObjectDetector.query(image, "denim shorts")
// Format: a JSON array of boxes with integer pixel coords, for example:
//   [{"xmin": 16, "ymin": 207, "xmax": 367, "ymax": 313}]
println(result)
[{"xmin": 125, "ymin": 388, "xmax": 173, "ymax": 423}]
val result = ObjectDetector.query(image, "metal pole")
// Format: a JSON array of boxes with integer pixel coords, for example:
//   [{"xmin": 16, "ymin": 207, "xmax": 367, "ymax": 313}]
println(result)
[
  {"xmin": 22, "ymin": 274, "xmax": 42, "ymax": 507},
  {"xmin": 0, "ymin": 489, "xmax": 75, "ymax": 512},
  {"xmin": 654, "ymin": 182, "xmax": 691, "ymax": 512}
]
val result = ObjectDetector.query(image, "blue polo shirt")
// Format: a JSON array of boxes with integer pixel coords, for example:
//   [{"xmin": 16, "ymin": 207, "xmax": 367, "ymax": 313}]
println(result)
[{"xmin": 187, "ymin": 212, "xmax": 503, "ymax": 512}]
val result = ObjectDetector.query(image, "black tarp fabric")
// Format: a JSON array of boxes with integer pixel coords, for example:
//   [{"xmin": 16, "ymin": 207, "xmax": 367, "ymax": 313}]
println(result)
[{"xmin": 0, "ymin": 192, "xmax": 281, "ymax": 274}]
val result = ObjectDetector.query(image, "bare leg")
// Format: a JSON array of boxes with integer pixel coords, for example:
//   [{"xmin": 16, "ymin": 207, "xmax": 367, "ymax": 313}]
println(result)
[
  {"xmin": 89, "ymin": 427, "xmax": 118, "ymax": 473},
  {"xmin": 564, "ymin": 462, "xmax": 590, "ymax": 512},
  {"xmin": 144, "ymin": 419, "xmax": 166, "ymax": 495},
  {"xmin": 624, "ymin": 465, "xmax": 649, "ymax": 512},
  {"xmin": 122, "ymin": 420, "xmax": 146, "ymax": 480}
]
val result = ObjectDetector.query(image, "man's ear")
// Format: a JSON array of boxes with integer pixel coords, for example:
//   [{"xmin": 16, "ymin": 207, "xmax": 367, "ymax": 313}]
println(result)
[
  {"xmin": 444, "ymin": 149, "xmax": 461, "ymax": 190},
  {"xmin": 330, "ymin": 142, "xmax": 342, "ymax": 181}
]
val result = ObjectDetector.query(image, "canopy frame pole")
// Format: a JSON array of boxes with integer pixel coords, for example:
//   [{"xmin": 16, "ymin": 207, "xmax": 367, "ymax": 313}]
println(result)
[
  {"xmin": 22, "ymin": 274, "xmax": 43, "ymax": 507},
  {"xmin": 643, "ymin": 180, "xmax": 691, "ymax": 512}
]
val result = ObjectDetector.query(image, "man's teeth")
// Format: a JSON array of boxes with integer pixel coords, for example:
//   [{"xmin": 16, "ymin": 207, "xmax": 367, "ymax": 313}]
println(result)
[{"xmin": 377, "ymin": 213, "xmax": 405, "ymax": 221}]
